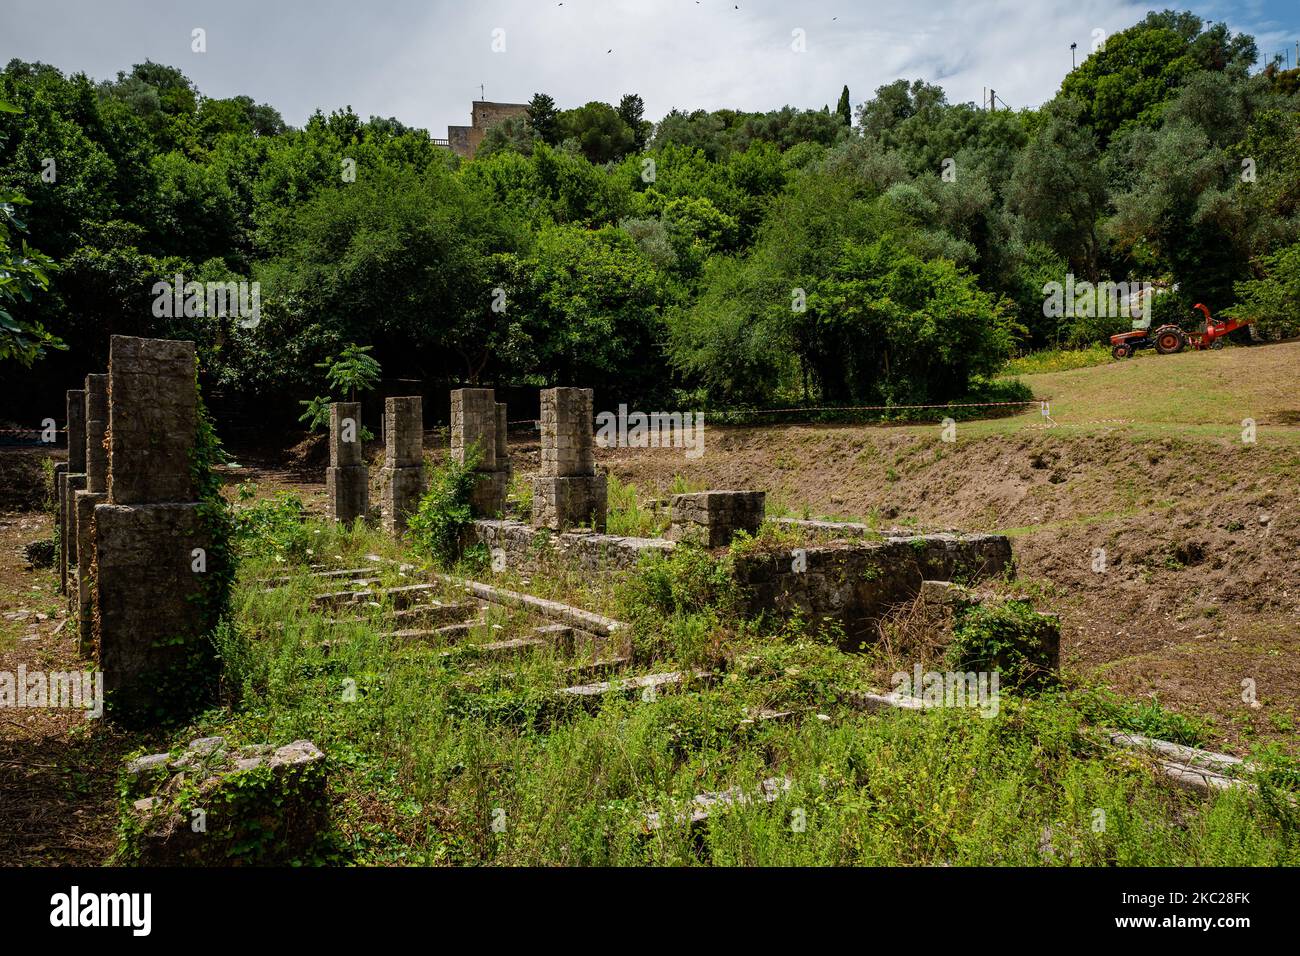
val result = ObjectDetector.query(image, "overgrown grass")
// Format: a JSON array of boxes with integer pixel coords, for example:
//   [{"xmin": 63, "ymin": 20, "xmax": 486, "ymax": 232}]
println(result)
[
  {"xmin": 141, "ymin": 496, "xmax": 1300, "ymax": 866},
  {"xmin": 1001, "ymin": 344, "xmax": 1117, "ymax": 376},
  {"xmin": 605, "ymin": 474, "xmax": 669, "ymax": 538}
]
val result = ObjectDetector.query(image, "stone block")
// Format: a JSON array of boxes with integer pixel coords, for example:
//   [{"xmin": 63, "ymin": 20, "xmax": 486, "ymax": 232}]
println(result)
[
  {"xmin": 380, "ymin": 464, "xmax": 424, "ymax": 534},
  {"xmin": 93, "ymin": 502, "xmax": 213, "ymax": 715},
  {"xmin": 326, "ymin": 465, "xmax": 369, "ymax": 526},
  {"xmin": 328, "ymin": 402, "xmax": 363, "ymax": 468},
  {"xmin": 122, "ymin": 737, "xmax": 327, "ymax": 865},
  {"xmin": 106, "ymin": 336, "xmax": 196, "ymax": 505},
  {"xmin": 532, "ymin": 474, "xmax": 607, "ymax": 532},
  {"xmin": 384, "ymin": 395, "xmax": 423, "ymax": 468},
  {"xmin": 84, "ymin": 374, "xmax": 108, "ymax": 494},
  {"xmin": 467, "ymin": 469, "xmax": 510, "ymax": 518},
  {"xmin": 539, "ymin": 388, "xmax": 594, "ymax": 477},
  {"xmin": 450, "ymin": 388, "xmax": 498, "ymax": 471},
  {"xmin": 75, "ymin": 489, "xmax": 107, "ymax": 655},
  {"xmin": 667, "ymin": 490, "xmax": 765, "ymax": 548},
  {"xmin": 65, "ymin": 389, "xmax": 86, "ymax": 473}
]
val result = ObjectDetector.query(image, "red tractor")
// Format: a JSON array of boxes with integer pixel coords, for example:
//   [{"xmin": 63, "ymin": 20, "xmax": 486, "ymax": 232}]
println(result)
[{"xmin": 1110, "ymin": 304, "xmax": 1252, "ymax": 359}]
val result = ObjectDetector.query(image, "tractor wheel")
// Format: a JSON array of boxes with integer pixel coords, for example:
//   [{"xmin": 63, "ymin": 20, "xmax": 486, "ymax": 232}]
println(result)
[
  {"xmin": 1210, "ymin": 338, "xmax": 1225, "ymax": 350},
  {"xmin": 1155, "ymin": 328, "xmax": 1186, "ymax": 354},
  {"xmin": 1111, "ymin": 344, "xmax": 1132, "ymax": 359}
]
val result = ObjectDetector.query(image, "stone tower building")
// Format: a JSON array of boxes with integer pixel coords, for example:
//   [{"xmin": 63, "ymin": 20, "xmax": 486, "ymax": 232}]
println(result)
[{"xmin": 445, "ymin": 100, "xmax": 529, "ymax": 159}]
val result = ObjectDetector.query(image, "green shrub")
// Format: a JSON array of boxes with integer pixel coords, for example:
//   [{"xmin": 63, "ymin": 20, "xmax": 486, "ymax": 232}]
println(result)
[
  {"xmin": 407, "ymin": 450, "xmax": 481, "ymax": 566},
  {"xmin": 231, "ymin": 489, "xmax": 313, "ymax": 562},
  {"xmin": 948, "ymin": 600, "xmax": 1058, "ymax": 692}
]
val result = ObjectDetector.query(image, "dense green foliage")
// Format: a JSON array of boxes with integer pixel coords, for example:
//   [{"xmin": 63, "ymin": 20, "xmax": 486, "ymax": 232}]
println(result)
[
  {"xmin": 2, "ymin": 9, "xmax": 1297, "ymax": 415},
  {"xmin": 406, "ymin": 451, "xmax": 484, "ymax": 565}
]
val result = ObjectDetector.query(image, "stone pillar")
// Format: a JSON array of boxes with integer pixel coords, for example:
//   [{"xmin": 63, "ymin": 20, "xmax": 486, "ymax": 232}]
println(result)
[
  {"xmin": 84, "ymin": 374, "xmax": 108, "ymax": 494},
  {"xmin": 533, "ymin": 387, "xmax": 606, "ymax": 532},
  {"xmin": 55, "ymin": 465, "xmax": 68, "ymax": 595},
  {"xmin": 94, "ymin": 336, "xmax": 213, "ymax": 720},
  {"xmin": 451, "ymin": 388, "xmax": 511, "ymax": 517},
  {"xmin": 66, "ymin": 387, "xmax": 87, "ymax": 474},
  {"xmin": 63, "ymin": 473, "xmax": 84, "ymax": 606},
  {"xmin": 52, "ymin": 461, "xmax": 68, "ymax": 588},
  {"xmin": 326, "ymin": 402, "xmax": 368, "ymax": 526},
  {"xmin": 380, "ymin": 396, "xmax": 424, "ymax": 534},
  {"xmin": 75, "ymin": 374, "xmax": 109, "ymax": 654},
  {"xmin": 667, "ymin": 491, "xmax": 766, "ymax": 547},
  {"xmin": 59, "ymin": 389, "xmax": 86, "ymax": 594}
]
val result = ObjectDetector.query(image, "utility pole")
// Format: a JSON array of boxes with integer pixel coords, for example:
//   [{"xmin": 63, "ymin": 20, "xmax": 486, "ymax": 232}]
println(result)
[{"xmin": 1071, "ymin": 42, "xmax": 1077, "ymax": 70}]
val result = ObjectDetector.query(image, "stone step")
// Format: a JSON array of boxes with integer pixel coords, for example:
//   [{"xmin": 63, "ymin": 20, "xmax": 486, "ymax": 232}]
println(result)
[
  {"xmin": 556, "ymin": 669, "xmax": 713, "ymax": 700},
  {"xmin": 325, "ymin": 601, "xmax": 479, "ymax": 628},
  {"xmin": 258, "ymin": 567, "xmax": 377, "ymax": 586},
  {"xmin": 452, "ymin": 637, "xmax": 548, "ymax": 661},
  {"xmin": 269, "ymin": 577, "xmax": 380, "ymax": 596},
  {"xmin": 312, "ymin": 582, "xmax": 442, "ymax": 611},
  {"xmin": 435, "ymin": 573, "xmax": 624, "ymax": 638}
]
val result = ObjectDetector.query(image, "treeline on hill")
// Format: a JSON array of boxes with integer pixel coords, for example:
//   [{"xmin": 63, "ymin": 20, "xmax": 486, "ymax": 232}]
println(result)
[{"xmin": 1, "ymin": 9, "xmax": 1298, "ymax": 423}]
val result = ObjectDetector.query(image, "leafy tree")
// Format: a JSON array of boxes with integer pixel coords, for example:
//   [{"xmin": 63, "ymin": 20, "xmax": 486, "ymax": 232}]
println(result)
[
  {"xmin": 526, "ymin": 92, "xmax": 559, "ymax": 145},
  {"xmin": 477, "ymin": 115, "xmax": 538, "ymax": 158},
  {"xmin": 1008, "ymin": 99, "xmax": 1107, "ymax": 278},
  {"xmin": 617, "ymin": 93, "xmax": 650, "ymax": 151},
  {"xmin": 1058, "ymin": 12, "xmax": 1256, "ymax": 144},
  {"xmin": 0, "ymin": 182, "xmax": 62, "ymax": 366},
  {"xmin": 836, "ymin": 85, "xmax": 851, "ymax": 126},
  {"xmin": 297, "ymin": 342, "xmax": 382, "ymax": 432},
  {"xmin": 557, "ymin": 101, "xmax": 635, "ymax": 164},
  {"xmin": 1225, "ymin": 242, "xmax": 1300, "ymax": 339}
]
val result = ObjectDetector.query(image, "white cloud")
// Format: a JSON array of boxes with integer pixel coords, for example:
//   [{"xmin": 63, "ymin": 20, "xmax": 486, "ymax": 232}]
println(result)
[{"xmin": 0, "ymin": 0, "xmax": 1294, "ymax": 133}]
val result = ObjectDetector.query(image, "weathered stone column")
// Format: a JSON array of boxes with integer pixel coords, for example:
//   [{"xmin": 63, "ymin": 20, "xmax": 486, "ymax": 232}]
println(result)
[
  {"xmin": 52, "ymin": 459, "xmax": 68, "ymax": 586},
  {"xmin": 667, "ymin": 491, "xmax": 766, "ymax": 547},
  {"xmin": 59, "ymin": 389, "xmax": 86, "ymax": 596},
  {"xmin": 93, "ymin": 336, "xmax": 212, "ymax": 720},
  {"xmin": 326, "ymin": 402, "xmax": 368, "ymax": 525},
  {"xmin": 380, "ymin": 395, "xmax": 424, "ymax": 534},
  {"xmin": 74, "ymin": 374, "xmax": 109, "ymax": 654},
  {"xmin": 533, "ymin": 387, "xmax": 606, "ymax": 532},
  {"xmin": 451, "ymin": 388, "xmax": 511, "ymax": 517}
]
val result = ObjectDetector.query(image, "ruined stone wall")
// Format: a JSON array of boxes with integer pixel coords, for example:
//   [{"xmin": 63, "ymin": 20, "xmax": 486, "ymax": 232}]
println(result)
[
  {"xmin": 667, "ymin": 491, "xmax": 765, "ymax": 547},
  {"xmin": 472, "ymin": 519, "xmax": 673, "ymax": 573},
  {"xmin": 731, "ymin": 534, "xmax": 1013, "ymax": 641}
]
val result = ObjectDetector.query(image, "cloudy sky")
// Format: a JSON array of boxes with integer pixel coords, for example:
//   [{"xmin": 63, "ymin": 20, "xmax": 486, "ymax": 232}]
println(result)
[{"xmin": 2, "ymin": 0, "xmax": 1298, "ymax": 134}]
